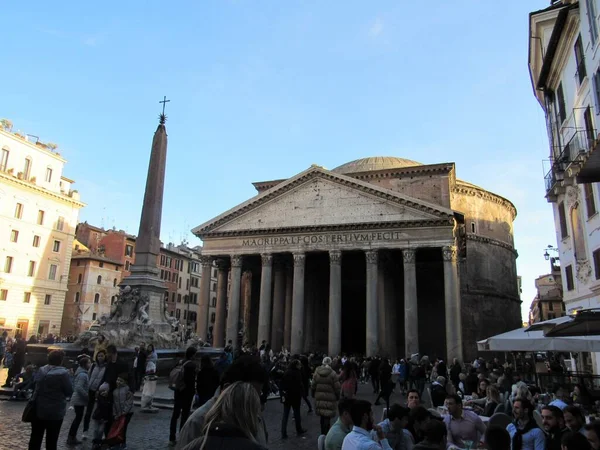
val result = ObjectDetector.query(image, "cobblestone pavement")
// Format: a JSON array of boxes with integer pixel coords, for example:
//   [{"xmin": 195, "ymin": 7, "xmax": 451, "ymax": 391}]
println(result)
[{"xmin": 0, "ymin": 382, "xmax": 409, "ymax": 450}]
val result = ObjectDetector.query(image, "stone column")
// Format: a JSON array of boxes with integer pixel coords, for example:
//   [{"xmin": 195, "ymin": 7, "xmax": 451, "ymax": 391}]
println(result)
[
  {"xmin": 443, "ymin": 246, "xmax": 463, "ymax": 362},
  {"xmin": 404, "ymin": 249, "xmax": 418, "ymax": 358},
  {"xmin": 328, "ymin": 250, "xmax": 342, "ymax": 357},
  {"xmin": 377, "ymin": 262, "xmax": 386, "ymax": 354},
  {"xmin": 196, "ymin": 256, "xmax": 212, "ymax": 342},
  {"xmin": 226, "ymin": 255, "xmax": 243, "ymax": 349},
  {"xmin": 291, "ymin": 252, "xmax": 306, "ymax": 355},
  {"xmin": 284, "ymin": 264, "xmax": 293, "ymax": 351},
  {"xmin": 271, "ymin": 258, "xmax": 286, "ymax": 352},
  {"xmin": 257, "ymin": 253, "xmax": 273, "ymax": 346},
  {"xmin": 241, "ymin": 270, "xmax": 252, "ymax": 344},
  {"xmin": 213, "ymin": 258, "xmax": 230, "ymax": 348},
  {"xmin": 365, "ymin": 250, "xmax": 379, "ymax": 357}
]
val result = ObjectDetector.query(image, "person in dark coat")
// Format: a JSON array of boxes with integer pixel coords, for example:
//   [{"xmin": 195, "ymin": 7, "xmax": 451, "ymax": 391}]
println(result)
[
  {"xmin": 5, "ymin": 335, "xmax": 26, "ymax": 386},
  {"xmin": 374, "ymin": 358, "xmax": 393, "ymax": 408},
  {"xmin": 170, "ymin": 346, "xmax": 198, "ymax": 445},
  {"xmin": 465, "ymin": 368, "xmax": 479, "ymax": 396},
  {"xmin": 299, "ymin": 356, "xmax": 313, "ymax": 413},
  {"xmin": 196, "ymin": 355, "xmax": 220, "ymax": 407},
  {"xmin": 134, "ymin": 342, "xmax": 147, "ymax": 391},
  {"xmin": 100, "ymin": 344, "xmax": 129, "ymax": 437},
  {"xmin": 369, "ymin": 357, "xmax": 381, "ymax": 394},
  {"xmin": 436, "ymin": 359, "xmax": 447, "ymax": 380},
  {"xmin": 280, "ymin": 359, "xmax": 307, "ymax": 439},
  {"xmin": 449, "ymin": 358, "xmax": 462, "ymax": 391},
  {"xmin": 28, "ymin": 350, "xmax": 74, "ymax": 450}
]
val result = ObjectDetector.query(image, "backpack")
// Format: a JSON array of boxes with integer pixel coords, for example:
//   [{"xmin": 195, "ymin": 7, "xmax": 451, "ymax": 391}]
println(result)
[{"xmin": 169, "ymin": 361, "xmax": 189, "ymax": 391}]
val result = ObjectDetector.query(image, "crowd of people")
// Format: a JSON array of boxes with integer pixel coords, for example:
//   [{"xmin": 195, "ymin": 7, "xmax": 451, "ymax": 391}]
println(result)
[{"xmin": 5, "ymin": 330, "xmax": 600, "ymax": 450}]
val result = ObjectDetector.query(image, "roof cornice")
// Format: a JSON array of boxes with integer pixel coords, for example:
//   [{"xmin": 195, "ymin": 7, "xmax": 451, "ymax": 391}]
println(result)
[
  {"xmin": 201, "ymin": 219, "xmax": 454, "ymax": 239},
  {"xmin": 453, "ymin": 183, "xmax": 517, "ymax": 220},
  {"xmin": 0, "ymin": 129, "xmax": 67, "ymax": 163},
  {"xmin": 0, "ymin": 171, "xmax": 85, "ymax": 208},
  {"xmin": 345, "ymin": 162, "xmax": 454, "ymax": 180},
  {"xmin": 466, "ymin": 233, "xmax": 517, "ymax": 257}
]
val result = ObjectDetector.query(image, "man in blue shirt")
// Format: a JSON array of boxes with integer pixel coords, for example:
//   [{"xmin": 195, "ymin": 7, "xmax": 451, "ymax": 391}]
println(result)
[
  {"xmin": 506, "ymin": 398, "xmax": 545, "ymax": 450},
  {"xmin": 342, "ymin": 399, "xmax": 392, "ymax": 450}
]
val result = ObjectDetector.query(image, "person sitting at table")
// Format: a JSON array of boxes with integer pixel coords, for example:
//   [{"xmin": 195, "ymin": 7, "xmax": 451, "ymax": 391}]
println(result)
[
  {"xmin": 413, "ymin": 419, "xmax": 447, "ymax": 450},
  {"xmin": 563, "ymin": 405, "xmax": 586, "ymax": 435},
  {"xmin": 408, "ymin": 406, "xmax": 433, "ymax": 444},
  {"xmin": 560, "ymin": 430, "xmax": 592, "ymax": 450},
  {"xmin": 466, "ymin": 385, "xmax": 500, "ymax": 417},
  {"xmin": 484, "ymin": 425, "xmax": 510, "ymax": 450},
  {"xmin": 473, "ymin": 379, "xmax": 490, "ymax": 400},
  {"xmin": 572, "ymin": 383, "xmax": 592, "ymax": 408},
  {"xmin": 548, "ymin": 386, "xmax": 569, "ymax": 411},
  {"xmin": 407, "ymin": 390, "xmax": 421, "ymax": 409},
  {"xmin": 443, "ymin": 394, "xmax": 486, "ymax": 449},
  {"xmin": 540, "ymin": 405, "xmax": 567, "ymax": 450},
  {"xmin": 506, "ymin": 398, "xmax": 545, "ymax": 450},
  {"xmin": 375, "ymin": 403, "xmax": 413, "ymax": 450}
]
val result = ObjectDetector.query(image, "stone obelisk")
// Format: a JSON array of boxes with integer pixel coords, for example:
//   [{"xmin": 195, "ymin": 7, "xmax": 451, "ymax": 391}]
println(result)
[{"xmin": 118, "ymin": 107, "xmax": 171, "ymax": 336}]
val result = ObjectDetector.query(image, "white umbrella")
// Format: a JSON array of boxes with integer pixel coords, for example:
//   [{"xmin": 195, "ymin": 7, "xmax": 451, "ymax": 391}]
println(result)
[{"xmin": 477, "ymin": 326, "xmax": 600, "ymax": 352}]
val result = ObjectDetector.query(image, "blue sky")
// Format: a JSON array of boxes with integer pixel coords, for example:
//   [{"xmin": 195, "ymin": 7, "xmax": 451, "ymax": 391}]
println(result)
[{"xmin": 2, "ymin": 1, "xmax": 554, "ymax": 320}]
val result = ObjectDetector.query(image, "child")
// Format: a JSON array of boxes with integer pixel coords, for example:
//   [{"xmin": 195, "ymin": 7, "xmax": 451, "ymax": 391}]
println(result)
[
  {"xmin": 91, "ymin": 383, "xmax": 112, "ymax": 450},
  {"xmin": 110, "ymin": 373, "xmax": 133, "ymax": 450}
]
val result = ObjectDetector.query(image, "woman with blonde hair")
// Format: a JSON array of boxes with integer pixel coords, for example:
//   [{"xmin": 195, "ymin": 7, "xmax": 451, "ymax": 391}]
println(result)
[{"xmin": 181, "ymin": 381, "xmax": 267, "ymax": 450}]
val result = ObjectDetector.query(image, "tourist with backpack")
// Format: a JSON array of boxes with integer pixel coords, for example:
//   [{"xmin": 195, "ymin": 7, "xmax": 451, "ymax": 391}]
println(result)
[{"xmin": 169, "ymin": 346, "xmax": 198, "ymax": 447}]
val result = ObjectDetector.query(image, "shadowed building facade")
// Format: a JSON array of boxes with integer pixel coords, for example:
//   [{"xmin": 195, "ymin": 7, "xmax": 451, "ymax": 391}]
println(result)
[{"xmin": 192, "ymin": 157, "xmax": 521, "ymax": 360}]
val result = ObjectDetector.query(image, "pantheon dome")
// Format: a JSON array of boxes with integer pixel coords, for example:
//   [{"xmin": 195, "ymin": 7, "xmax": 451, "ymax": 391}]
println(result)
[{"xmin": 193, "ymin": 155, "xmax": 521, "ymax": 361}]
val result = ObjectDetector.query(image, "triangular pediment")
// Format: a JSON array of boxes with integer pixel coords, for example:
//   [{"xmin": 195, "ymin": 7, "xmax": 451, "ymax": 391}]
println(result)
[{"xmin": 193, "ymin": 166, "xmax": 455, "ymax": 236}]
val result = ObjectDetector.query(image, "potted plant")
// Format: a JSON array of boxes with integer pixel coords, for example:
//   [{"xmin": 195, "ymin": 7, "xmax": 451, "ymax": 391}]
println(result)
[
  {"xmin": 7, "ymin": 168, "xmax": 13, "ymax": 175},
  {"xmin": 47, "ymin": 142, "xmax": 58, "ymax": 151},
  {"xmin": 30, "ymin": 176, "xmax": 36, "ymax": 183},
  {"xmin": 17, "ymin": 172, "xmax": 24, "ymax": 179},
  {"xmin": 0, "ymin": 119, "xmax": 13, "ymax": 132}
]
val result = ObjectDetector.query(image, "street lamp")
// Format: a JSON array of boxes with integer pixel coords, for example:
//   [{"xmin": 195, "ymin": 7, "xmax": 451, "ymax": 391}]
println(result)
[{"xmin": 544, "ymin": 245, "xmax": 558, "ymax": 261}]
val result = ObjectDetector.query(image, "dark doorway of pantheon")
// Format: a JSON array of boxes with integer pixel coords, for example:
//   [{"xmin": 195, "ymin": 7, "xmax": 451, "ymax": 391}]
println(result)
[{"xmin": 341, "ymin": 251, "xmax": 366, "ymax": 354}]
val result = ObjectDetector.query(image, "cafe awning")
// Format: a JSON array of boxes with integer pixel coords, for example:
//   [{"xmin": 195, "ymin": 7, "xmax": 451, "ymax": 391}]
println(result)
[{"xmin": 477, "ymin": 326, "xmax": 600, "ymax": 352}]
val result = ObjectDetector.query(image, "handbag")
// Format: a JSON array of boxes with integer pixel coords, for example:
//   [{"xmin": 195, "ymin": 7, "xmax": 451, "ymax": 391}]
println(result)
[
  {"xmin": 22, "ymin": 367, "xmax": 54, "ymax": 423},
  {"xmin": 105, "ymin": 415, "xmax": 127, "ymax": 446}
]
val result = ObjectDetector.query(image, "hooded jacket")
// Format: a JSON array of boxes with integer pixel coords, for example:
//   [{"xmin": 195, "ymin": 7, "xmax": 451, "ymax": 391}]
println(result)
[
  {"xmin": 71, "ymin": 366, "xmax": 90, "ymax": 406},
  {"xmin": 34, "ymin": 364, "xmax": 73, "ymax": 420},
  {"xmin": 311, "ymin": 365, "xmax": 340, "ymax": 418}
]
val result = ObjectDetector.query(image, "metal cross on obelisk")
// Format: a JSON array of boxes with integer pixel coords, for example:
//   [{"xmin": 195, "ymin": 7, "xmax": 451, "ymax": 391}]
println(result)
[{"xmin": 159, "ymin": 96, "xmax": 170, "ymax": 124}]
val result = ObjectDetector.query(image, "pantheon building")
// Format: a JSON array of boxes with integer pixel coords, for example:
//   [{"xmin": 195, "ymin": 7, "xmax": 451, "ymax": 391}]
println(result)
[{"xmin": 192, "ymin": 157, "xmax": 521, "ymax": 361}]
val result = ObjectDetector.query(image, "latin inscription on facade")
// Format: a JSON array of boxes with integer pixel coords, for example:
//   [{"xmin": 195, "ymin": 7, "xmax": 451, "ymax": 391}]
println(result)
[{"xmin": 241, "ymin": 231, "xmax": 405, "ymax": 247}]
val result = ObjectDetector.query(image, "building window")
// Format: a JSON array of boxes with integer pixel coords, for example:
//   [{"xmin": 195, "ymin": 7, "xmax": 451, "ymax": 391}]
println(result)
[
  {"xmin": 176, "ymin": 309, "xmax": 181, "ymax": 319},
  {"xmin": 585, "ymin": 183, "xmax": 597, "ymax": 218},
  {"xmin": 595, "ymin": 248, "xmax": 600, "ymax": 279},
  {"xmin": 77, "ymin": 273, "xmax": 82, "ymax": 283},
  {"xmin": 97, "ymin": 275, "xmax": 102, "ymax": 284},
  {"xmin": 183, "ymin": 310, "xmax": 187, "ymax": 319},
  {"xmin": 0, "ymin": 290, "xmax": 7, "ymax": 301},
  {"xmin": 23, "ymin": 157, "xmax": 32, "ymax": 180},
  {"xmin": 556, "ymin": 83, "xmax": 567, "ymax": 124},
  {"xmin": 584, "ymin": 106, "xmax": 595, "ymax": 148},
  {"xmin": 92, "ymin": 313, "xmax": 97, "ymax": 321},
  {"xmin": 549, "ymin": 302, "xmax": 554, "ymax": 311},
  {"xmin": 178, "ymin": 277, "xmax": 182, "ymax": 289},
  {"xmin": 44, "ymin": 294, "xmax": 51, "ymax": 305},
  {"xmin": 125, "ymin": 245, "xmax": 133, "ymax": 256},
  {"xmin": 23, "ymin": 292, "xmax": 31, "ymax": 303},
  {"xmin": 94, "ymin": 293, "xmax": 100, "ymax": 304},
  {"xmin": 4, "ymin": 256, "xmax": 13, "ymax": 273},
  {"xmin": 565, "ymin": 264, "xmax": 575, "ymax": 291},
  {"xmin": 558, "ymin": 202, "xmax": 568, "ymax": 239},
  {"xmin": 45, "ymin": 167, "xmax": 53, "ymax": 183},
  {"xmin": 32, "ymin": 235, "xmax": 40, "ymax": 247},
  {"xmin": 10, "ymin": 229, "xmax": 18, "ymax": 243},
  {"xmin": 210, "ymin": 312, "xmax": 216, "ymax": 323},
  {"xmin": 113, "ymin": 278, "xmax": 117, "ymax": 287},
  {"xmin": 53, "ymin": 240, "xmax": 61, "ymax": 252},
  {"xmin": 211, "ymin": 297, "xmax": 216, "ymax": 307},
  {"xmin": 99, "ymin": 262, "xmax": 104, "ymax": 268},
  {"xmin": 15, "ymin": 203, "xmax": 23, "ymax": 219},
  {"xmin": 111, "ymin": 296, "xmax": 116, "ymax": 305},
  {"xmin": 212, "ymin": 283, "xmax": 216, "ymax": 291},
  {"xmin": 172, "ymin": 292, "xmax": 176, "ymax": 303},
  {"xmin": 48, "ymin": 264, "xmax": 57, "ymax": 280},
  {"xmin": 28, "ymin": 261, "xmax": 36, "ymax": 277},
  {"xmin": 594, "ymin": 70, "xmax": 600, "ymax": 114},
  {"xmin": 75, "ymin": 292, "xmax": 80, "ymax": 303},
  {"xmin": 562, "ymin": 302, "xmax": 566, "ymax": 312},
  {"xmin": 177, "ymin": 294, "xmax": 182, "ymax": 303},
  {"xmin": 186, "ymin": 279, "xmax": 189, "ymax": 290},
  {"xmin": 125, "ymin": 261, "xmax": 130, "ymax": 270},
  {"xmin": 470, "ymin": 222, "xmax": 476, "ymax": 233},
  {"xmin": 586, "ymin": 0, "xmax": 599, "ymax": 46},
  {"xmin": 0, "ymin": 148, "xmax": 9, "ymax": 171},
  {"xmin": 575, "ymin": 35, "xmax": 587, "ymax": 84},
  {"xmin": 56, "ymin": 216, "xmax": 65, "ymax": 231},
  {"xmin": 37, "ymin": 210, "xmax": 45, "ymax": 225}
]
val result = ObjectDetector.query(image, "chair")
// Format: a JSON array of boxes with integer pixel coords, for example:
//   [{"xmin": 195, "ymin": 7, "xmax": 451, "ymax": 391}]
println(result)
[
  {"xmin": 493, "ymin": 403, "xmax": 506, "ymax": 414},
  {"xmin": 488, "ymin": 413, "xmax": 512, "ymax": 429},
  {"xmin": 317, "ymin": 434, "xmax": 326, "ymax": 450}
]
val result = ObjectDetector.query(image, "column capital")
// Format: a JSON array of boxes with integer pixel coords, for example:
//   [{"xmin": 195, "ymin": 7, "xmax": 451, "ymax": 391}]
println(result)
[
  {"xmin": 329, "ymin": 250, "xmax": 342, "ymax": 265},
  {"xmin": 261, "ymin": 253, "xmax": 273, "ymax": 266},
  {"xmin": 293, "ymin": 252, "xmax": 305, "ymax": 264},
  {"xmin": 365, "ymin": 249, "xmax": 378, "ymax": 264},
  {"xmin": 199, "ymin": 255, "xmax": 212, "ymax": 266},
  {"xmin": 230, "ymin": 254, "xmax": 243, "ymax": 268},
  {"xmin": 215, "ymin": 258, "xmax": 230, "ymax": 270},
  {"xmin": 402, "ymin": 249, "xmax": 416, "ymax": 264},
  {"xmin": 442, "ymin": 246, "xmax": 457, "ymax": 262}
]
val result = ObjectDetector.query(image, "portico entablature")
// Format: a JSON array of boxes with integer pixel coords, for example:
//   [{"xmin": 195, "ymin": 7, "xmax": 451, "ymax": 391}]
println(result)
[{"xmin": 199, "ymin": 224, "xmax": 455, "ymax": 256}]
